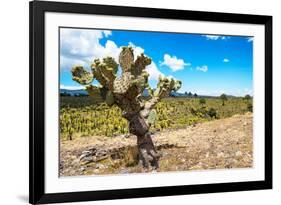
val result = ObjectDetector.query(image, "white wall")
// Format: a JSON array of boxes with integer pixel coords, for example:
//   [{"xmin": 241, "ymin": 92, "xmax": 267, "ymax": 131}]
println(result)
[{"xmin": 0, "ymin": 0, "xmax": 279, "ymax": 204}]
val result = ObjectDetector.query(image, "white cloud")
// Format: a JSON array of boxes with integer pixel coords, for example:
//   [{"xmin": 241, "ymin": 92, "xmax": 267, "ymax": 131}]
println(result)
[
  {"xmin": 221, "ymin": 36, "xmax": 229, "ymax": 40},
  {"xmin": 61, "ymin": 29, "xmax": 104, "ymax": 57},
  {"xmin": 146, "ymin": 61, "xmax": 164, "ymax": 81},
  {"xmin": 60, "ymin": 56, "xmax": 89, "ymax": 71},
  {"xmin": 60, "ymin": 84, "xmax": 85, "ymax": 90},
  {"xmin": 60, "ymin": 28, "xmax": 120, "ymax": 71},
  {"xmin": 60, "ymin": 29, "xmax": 150, "ymax": 73},
  {"xmin": 203, "ymin": 35, "xmax": 230, "ymax": 40},
  {"xmin": 60, "ymin": 28, "xmax": 165, "ymax": 86},
  {"xmin": 101, "ymin": 40, "xmax": 121, "ymax": 60},
  {"xmin": 204, "ymin": 35, "xmax": 220, "ymax": 40},
  {"xmin": 243, "ymin": 88, "xmax": 253, "ymax": 95},
  {"xmin": 160, "ymin": 54, "xmax": 190, "ymax": 71},
  {"xmin": 223, "ymin": 58, "xmax": 230, "ymax": 63},
  {"xmin": 196, "ymin": 65, "xmax": 208, "ymax": 72},
  {"xmin": 247, "ymin": 37, "xmax": 254, "ymax": 42},
  {"xmin": 103, "ymin": 30, "xmax": 112, "ymax": 37}
]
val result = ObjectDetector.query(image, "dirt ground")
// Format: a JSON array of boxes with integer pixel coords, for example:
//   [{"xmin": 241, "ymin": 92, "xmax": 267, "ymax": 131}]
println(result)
[{"xmin": 60, "ymin": 113, "xmax": 253, "ymax": 176}]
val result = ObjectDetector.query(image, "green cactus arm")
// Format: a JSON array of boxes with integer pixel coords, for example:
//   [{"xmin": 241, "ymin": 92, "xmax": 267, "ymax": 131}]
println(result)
[
  {"xmin": 102, "ymin": 57, "xmax": 118, "ymax": 74},
  {"xmin": 132, "ymin": 53, "xmax": 151, "ymax": 77},
  {"xmin": 140, "ymin": 76, "xmax": 182, "ymax": 118},
  {"xmin": 130, "ymin": 71, "xmax": 149, "ymax": 94},
  {"xmin": 154, "ymin": 76, "xmax": 182, "ymax": 98},
  {"xmin": 147, "ymin": 109, "xmax": 157, "ymax": 126},
  {"xmin": 112, "ymin": 51, "xmax": 150, "ymax": 97},
  {"xmin": 91, "ymin": 57, "xmax": 118, "ymax": 90},
  {"xmin": 90, "ymin": 61, "xmax": 107, "ymax": 86},
  {"xmin": 86, "ymin": 84, "xmax": 115, "ymax": 106},
  {"xmin": 71, "ymin": 66, "xmax": 94, "ymax": 85},
  {"xmin": 119, "ymin": 47, "xmax": 134, "ymax": 73}
]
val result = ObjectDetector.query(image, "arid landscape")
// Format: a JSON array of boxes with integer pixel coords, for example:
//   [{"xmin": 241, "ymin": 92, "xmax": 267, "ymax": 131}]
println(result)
[
  {"xmin": 59, "ymin": 28, "xmax": 254, "ymax": 176},
  {"xmin": 60, "ymin": 112, "xmax": 253, "ymax": 176}
]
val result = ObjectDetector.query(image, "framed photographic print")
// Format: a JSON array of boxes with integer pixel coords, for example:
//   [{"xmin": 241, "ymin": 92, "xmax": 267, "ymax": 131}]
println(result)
[{"xmin": 29, "ymin": 0, "xmax": 272, "ymax": 204}]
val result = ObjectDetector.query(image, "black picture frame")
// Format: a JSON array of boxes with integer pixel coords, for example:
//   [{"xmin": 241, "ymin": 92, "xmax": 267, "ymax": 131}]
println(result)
[{"xmin": 29, "ymin": 0, "xmax": 272, "ymax": 204}]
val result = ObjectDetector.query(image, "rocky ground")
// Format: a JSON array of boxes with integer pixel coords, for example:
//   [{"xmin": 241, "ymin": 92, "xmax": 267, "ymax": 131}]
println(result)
[{"xmin": 59, "ymin": 113, "xmax": 253, "ymax": 176}]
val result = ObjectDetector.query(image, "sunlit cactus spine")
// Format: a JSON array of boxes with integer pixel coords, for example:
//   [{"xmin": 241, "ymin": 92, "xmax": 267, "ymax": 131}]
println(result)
[{"xmin": 71, "ymin": 46, "xmax": 182, "ymax": 169}]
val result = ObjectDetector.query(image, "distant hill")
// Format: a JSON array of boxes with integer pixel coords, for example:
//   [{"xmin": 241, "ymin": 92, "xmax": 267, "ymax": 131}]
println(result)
[
  {"xmin": 60, "ymin": 89, "xmax": 240, "ymax": 98},
  {"xmin": 169, "ymin": 91, "xmax": 218, "ymax": 98},
  {"xmin": 60, "ymin": 89, "xmax": 88, "ymax": 96}
]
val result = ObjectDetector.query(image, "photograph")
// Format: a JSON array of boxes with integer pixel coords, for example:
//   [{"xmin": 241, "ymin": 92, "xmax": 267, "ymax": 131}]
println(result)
[
  {"xmin": 29, "ymin": 1, "xmax": 272, "ymax": 203},
  {"xmin": 59, "ymin": 27, "xmax": 254, "ymax": 177}
]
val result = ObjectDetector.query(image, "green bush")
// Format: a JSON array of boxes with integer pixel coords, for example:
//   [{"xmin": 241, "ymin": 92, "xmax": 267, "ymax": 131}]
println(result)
[
  {"xmin": 247, "ymin": 102, "xmax": 253, "ymax": 112},
  {"xmin": 199, "ymin": 98, "xmax": 206, "ymax": 106},
  {"xmin": 207, "ymin": 108, "xmax": 218, "ymax": 118},
  {"xmin": 59, "ymin": 96, "xmax": 252, "ymax": 140}
]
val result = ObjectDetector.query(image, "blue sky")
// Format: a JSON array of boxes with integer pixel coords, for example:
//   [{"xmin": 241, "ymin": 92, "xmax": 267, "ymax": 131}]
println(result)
[{"xmin": 60, "ymin": 27, "xmax": 253, "ymax": 96}]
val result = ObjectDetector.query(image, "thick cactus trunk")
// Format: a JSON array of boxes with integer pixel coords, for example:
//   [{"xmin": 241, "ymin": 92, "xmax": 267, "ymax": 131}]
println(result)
[
  {"xmin": 128, "ymin": 114, "xmax": 159, "ymax": 169},
  {"xmin": 137, "ymin": 133, "xmax": 160, "ymax": 169}
]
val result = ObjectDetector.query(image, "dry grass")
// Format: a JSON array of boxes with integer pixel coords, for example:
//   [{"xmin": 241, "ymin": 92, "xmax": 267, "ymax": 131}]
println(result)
[{"xmin": 60, "ymin": 113, "xmax": 253, "ymax": 176}]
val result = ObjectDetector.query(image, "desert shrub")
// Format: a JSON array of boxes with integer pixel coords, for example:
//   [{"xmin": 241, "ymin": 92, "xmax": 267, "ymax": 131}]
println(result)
[
  {"xmin": 199, "ymin": 98, "xmax": 206, "ymax": 106},
  {"xmin": 207, "ymin": 108, "xmax": 218, "ymax": 118},
  {"xmin": 244, "ymin": 94, "xmax": 252, "ymax": 100},
  {"xmin": 60, "ymin": 96, "xmax": 252, "ymax": 140},
  {"xmin": 247, "ymin": 102, "xmax": 253, "ymax": 112},
  {"xmin": 220, "ymin": 94, "xmax": 228, "ymax": 106}
]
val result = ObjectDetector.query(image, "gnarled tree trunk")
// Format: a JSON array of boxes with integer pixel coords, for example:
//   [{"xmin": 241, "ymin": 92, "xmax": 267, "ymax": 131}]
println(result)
[
  {"xmin": 137, "ymin": 133, "xmax": 160, "ymax": 169},
  {"xmin": 128, "ymin": 114, "xmax": 160, "ymax": 169}
]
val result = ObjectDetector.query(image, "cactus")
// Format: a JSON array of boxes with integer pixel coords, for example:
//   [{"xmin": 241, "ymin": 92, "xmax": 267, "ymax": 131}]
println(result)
[
  {"xmin": 147, "ymin": 109, "xmax": 157, "ymax": 126},
  {"xmin": 71, "ymin": 66, "xmax": 93, "ymax": 85},
  {"xmin": 71, "ymin": 46, "xmax": 182, "ymax": 169}
]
